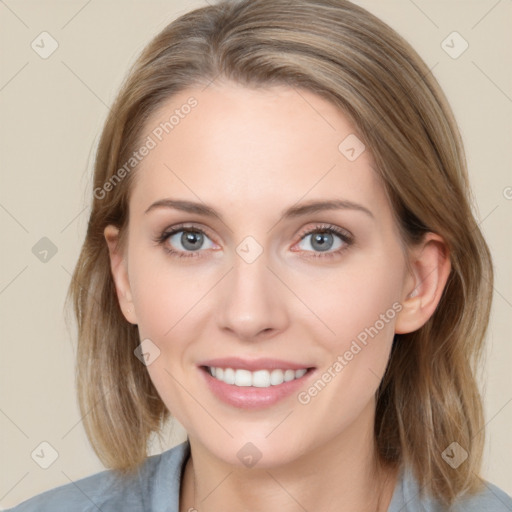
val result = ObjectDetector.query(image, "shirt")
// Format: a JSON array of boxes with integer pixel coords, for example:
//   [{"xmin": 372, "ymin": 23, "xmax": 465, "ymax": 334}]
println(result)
[{"xmin": 6, "ymin": 440, "xmax": 512, "ymax": 511}]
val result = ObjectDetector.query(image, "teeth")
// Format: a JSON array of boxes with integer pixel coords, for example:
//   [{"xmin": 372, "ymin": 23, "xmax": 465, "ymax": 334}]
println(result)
[
  {"xmin": 207, "ymin": 367, "xmax": 308, "ymax": 387},
  {"xmin": 224, "ymin": 368, "xmax": 236, "ymax": 384}
]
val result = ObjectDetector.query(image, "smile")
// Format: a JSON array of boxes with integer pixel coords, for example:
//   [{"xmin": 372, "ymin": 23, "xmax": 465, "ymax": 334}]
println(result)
[
  {"xmin": 199, "ymin": 363, "xmax": 316, "ymax": 409},
  {"xmin": 206, "ymin": 366, "xmax": 308, "ymax": 387}
]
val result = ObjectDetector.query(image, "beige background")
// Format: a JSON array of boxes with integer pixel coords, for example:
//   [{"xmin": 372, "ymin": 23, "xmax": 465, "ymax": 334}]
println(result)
[{"xmin": 1, "ymin": 0, "xmax": 511, "ymax": 507}]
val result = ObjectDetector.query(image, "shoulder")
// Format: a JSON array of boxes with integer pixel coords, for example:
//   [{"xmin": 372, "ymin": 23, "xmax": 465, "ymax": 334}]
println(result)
[
  {"xmin": 452, "ymin": 481, "xmax": 512, "ymax": 512},
  {"xmin": 389, "ymin": 464, "xmax": 512, "ymax": 512},
  {"xmin": 5, "ymin": 440, "xmax": 190, "ymax": 512}
]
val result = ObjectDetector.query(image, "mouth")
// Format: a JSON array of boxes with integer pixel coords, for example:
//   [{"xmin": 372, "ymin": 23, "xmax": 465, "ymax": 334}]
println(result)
[
  {"xmin": 197, "ymin": 358, "xmax": 317, "ymax": 409},
  {"xmin": 201, "ymin": 366, "xmax": 313, "ymax": 388}
]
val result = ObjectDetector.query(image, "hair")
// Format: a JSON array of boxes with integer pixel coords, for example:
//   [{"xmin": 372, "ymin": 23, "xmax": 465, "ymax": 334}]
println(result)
[{"xmin": 65, "ymin": 0, "xmax": 493, "ymax": 506}]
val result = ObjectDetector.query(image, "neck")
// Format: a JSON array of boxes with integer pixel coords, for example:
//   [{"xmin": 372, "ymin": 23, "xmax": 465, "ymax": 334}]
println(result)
[{"xmin": 179, "ymin": 401, "xmax": 399, "ymax": 512}]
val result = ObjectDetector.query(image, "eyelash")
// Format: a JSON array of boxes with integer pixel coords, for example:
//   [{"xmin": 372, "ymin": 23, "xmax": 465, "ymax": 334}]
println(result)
[{"xmin": 153, "ymin": 223, "xmax": 354, "ymax": 260}]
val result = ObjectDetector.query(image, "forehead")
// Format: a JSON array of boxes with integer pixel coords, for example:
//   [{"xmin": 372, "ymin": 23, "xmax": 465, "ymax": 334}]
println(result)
[{"xmin": 129, "ymin": 81, "xmax": 388, "ymax": 219}]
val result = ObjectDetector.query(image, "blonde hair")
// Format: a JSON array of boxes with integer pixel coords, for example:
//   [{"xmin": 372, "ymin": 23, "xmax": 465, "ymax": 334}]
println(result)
[{"xmin": 66, "ymin": 0, "xmax": 493, "ymax": 505}]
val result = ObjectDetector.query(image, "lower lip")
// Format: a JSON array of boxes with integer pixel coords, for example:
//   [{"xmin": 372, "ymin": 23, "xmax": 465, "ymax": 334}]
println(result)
[{"xmin": 199, "ymin": 366, "xmax": 316, "ymax": 410}]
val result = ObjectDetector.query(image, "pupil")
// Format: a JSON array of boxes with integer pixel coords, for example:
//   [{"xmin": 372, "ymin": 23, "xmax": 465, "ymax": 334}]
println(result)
[
  {"xmin": 312, "ymin": 232, "xmax": 332, "ymax": 252},
  {"xmin": 182, "ymin": 231, "xmax": 203, "ymax": 251}
]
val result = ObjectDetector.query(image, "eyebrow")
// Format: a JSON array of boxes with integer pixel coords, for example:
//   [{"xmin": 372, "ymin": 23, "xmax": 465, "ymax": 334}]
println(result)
[{"xmin": 144, "ymin": 198, "xmax": 374, "ymax": 220}]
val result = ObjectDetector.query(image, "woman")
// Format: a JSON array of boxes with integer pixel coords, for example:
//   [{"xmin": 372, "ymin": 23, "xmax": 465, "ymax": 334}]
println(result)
[{"xmin": 7, "ymin": 0, "xmax": 511, "ymax": 510}]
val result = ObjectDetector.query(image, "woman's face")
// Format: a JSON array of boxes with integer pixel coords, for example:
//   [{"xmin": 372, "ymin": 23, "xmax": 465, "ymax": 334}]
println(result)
[{"xmin": 109, "ymin": 81, "xmax": 415, "ymax": 467}]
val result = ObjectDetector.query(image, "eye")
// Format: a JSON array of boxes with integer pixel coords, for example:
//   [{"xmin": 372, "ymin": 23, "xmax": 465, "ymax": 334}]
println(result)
[
  {"xmin": 154, "ymin": 224, "xmax": 217, "ymax": 258},
  {"xmin": 154, "ymin": 222, "xmax": 353, "ymax": 260},
  {"xmin": 294, "ymin": 223, "xmax": 353, "ymax": 258}
]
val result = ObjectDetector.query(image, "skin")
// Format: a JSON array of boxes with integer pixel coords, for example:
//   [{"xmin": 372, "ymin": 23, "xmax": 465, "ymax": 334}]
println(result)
[{"xmin": 104, "ymin": 81, "xmax": 451, "ymax": 512}]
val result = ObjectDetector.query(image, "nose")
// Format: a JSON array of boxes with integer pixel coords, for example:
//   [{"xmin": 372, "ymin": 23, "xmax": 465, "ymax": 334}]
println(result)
[{"xmin": 216, "ymin": 250, "xmax": 290, "ymax": 341}]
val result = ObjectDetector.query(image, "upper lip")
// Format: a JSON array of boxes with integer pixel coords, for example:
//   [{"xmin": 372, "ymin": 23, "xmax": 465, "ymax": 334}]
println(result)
[{"xmin": 199, "ymin": 357, "xmax": 315, "ymax": 371}]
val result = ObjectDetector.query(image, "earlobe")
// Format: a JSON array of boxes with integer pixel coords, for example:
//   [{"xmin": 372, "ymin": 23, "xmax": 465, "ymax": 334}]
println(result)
[
  {"xmin": 104, "ymin": 225, "xmax": 138, "ymax": 325},
  {"xmin": 394, "ymin": 233, "xmax": 451, "ymax": 335}
]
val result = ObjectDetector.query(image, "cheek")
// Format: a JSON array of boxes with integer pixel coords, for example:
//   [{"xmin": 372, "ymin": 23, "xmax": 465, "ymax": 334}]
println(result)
[
  {"xmin": 293, "ymin": 259, "xmax": 402, "ymax": 424},
  {"xmin": 300, "ymin": 250, "xmax": 403, "ymax": 361},
  {"xmin": 132, "ymin": 272, "xmax": 181, "ymax": 340},
  {"xmin": 128, "ymin": 253, "xmax": 208, "ymax": 420},
  {"xmin": 128, "ymin": 245, "xmax": 210, "ymax": 339}
]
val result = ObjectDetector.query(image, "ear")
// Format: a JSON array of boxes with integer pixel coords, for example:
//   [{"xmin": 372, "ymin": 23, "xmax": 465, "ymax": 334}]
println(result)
[
  {"xmin": 104, "ymin": 225, "xmax": 138, "ymax": 325},
  {"xmin": 394, "ymin": 232, "xmax": 451, "ymax": 334}
]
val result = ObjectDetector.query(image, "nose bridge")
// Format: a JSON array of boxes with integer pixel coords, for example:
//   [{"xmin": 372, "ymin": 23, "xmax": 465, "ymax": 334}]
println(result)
[{"xmin": 217, "ymin": 242, "xmax": 288, "ymax": 340}]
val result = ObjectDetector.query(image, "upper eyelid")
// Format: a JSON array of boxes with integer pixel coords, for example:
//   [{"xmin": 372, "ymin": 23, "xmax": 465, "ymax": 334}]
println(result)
[
  {"xmin": 297, "ymin": 223, "xmax": 352, "ymax": 239},
  {"xmin": 163, "ymin": 223, "xmax": 218, "ymax": 243}
]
